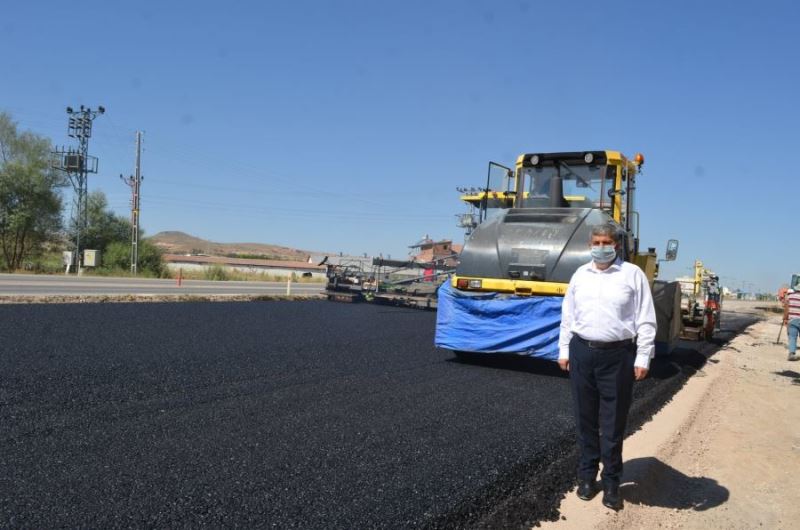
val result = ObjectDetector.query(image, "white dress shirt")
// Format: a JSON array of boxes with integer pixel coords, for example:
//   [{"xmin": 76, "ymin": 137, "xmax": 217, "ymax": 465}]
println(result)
[{"xmin": 558, "ymin": 257, "xmax": 657, "ymax": 369}]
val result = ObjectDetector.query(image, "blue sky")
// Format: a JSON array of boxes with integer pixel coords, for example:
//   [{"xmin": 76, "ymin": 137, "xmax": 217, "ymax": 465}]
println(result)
[{"xmin": 2, "ymin": 0, "xmax": 797, "ymax": 292}]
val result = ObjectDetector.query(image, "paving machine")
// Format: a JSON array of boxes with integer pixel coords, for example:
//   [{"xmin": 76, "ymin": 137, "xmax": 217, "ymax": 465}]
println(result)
[
  {"xmin": 324, "ymin": 252, "xmax": 456, "ymax": 309},
  {"xmin": 680, "ymin": 260, "xmax": 721, "ymax": 341},
  {"xmin": 435, "ymin": 150, "xmax": 682, "ymax": 360}
]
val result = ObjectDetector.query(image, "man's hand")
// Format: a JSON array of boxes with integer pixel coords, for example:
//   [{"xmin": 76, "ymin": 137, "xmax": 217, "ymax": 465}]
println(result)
[
  {"xmin": 558, "ymin": 359, "xmax": 569, "ymax": 372},
  {"xmin": 634, "ymin": 367, "xmax": 648, "ymax": 381}
]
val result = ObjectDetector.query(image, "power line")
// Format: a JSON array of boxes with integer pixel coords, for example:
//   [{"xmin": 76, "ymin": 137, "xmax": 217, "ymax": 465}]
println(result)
[
  {"xmin": 135, "ymin": 136, "xmax": 419, "ymax": 211},
  {"xmin": 138, "ymin": 194, "xmax": 452, "ymax": 220},
  {"xmin": 8, "ymin": 106, "xmax": 446, "ymax": 216}
]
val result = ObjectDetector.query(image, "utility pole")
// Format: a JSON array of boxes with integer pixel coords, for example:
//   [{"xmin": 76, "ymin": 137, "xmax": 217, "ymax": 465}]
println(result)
[
  {"xmin": 120, "ymin": 131, "xmax": 143, "ymax": 275},
  {"xmin": 52, "ymin": 105, "xmax": 105, "ymax": 273}
]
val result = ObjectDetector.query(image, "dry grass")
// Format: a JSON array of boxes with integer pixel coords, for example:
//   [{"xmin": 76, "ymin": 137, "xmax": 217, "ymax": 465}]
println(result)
[{"xmin": 175, "ymin": 267, "xmax": 325, "ymax": 283}]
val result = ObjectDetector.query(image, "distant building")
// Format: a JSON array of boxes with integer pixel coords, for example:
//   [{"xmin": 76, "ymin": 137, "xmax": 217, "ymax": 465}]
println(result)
[
  {"xmin": 163, "ymin": 254, "xmax": 326, "ymax": 279},
  {"xmin": 409, "ymin": 235, "xmax": 462, "ymax": 268}
]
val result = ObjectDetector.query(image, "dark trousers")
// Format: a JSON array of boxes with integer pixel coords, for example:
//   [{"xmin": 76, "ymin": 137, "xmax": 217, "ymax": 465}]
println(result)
[{"xmin": 568, "ymin": 335, "xmax": 635, "ymax": 487}]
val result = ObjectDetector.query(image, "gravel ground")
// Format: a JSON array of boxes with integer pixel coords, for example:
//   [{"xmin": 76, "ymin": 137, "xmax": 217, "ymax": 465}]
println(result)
[{"xmin": 0, "ymin": 302, "xmax": 757, "ymax": 528}]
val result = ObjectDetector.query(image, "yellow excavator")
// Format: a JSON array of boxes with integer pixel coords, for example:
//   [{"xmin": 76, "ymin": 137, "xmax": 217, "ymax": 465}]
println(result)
[{"xmin": 436, "ymin": 150, "xmax": 682, "ymax": 359}]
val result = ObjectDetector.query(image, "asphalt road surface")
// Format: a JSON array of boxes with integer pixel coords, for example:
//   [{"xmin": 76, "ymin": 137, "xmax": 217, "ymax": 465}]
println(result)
[
  {"xmin": 0, "ymin": 302, "xmax": 757, "ymax": 528},
  {"xmin": 0, "ymin": 273, "xmax": 324, "ymax": 296}
]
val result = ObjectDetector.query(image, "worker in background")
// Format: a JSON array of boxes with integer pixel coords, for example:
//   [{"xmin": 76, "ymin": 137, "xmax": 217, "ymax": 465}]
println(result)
[
  {"xmin": 557, "ymin": 223, "xmax": 657, "ymax": 510},
  {"xmin": 783, "ymin": 283, "xmax": 800, "ymax": 361}
]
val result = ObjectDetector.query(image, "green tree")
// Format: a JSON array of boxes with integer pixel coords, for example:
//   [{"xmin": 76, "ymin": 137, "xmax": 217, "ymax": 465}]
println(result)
[
  {"xmin": 66, "ymin": 190, "xmax": 165, "ymax": 276},
  {"xmin": 138, "ymin": 239, "xmax": 165, "ymax": 277},
  {"xmin": 0, "ymin": 112, "xmax": 64, "ymax": 271},
  {"xmin": 102, "ymin": 240, "xmax": 130, "ymax": 270},
  {"xmin": 69, "ymin": 190, "xmax": 131, "ymax": 253},
  {"xmin": 103, "ymin": 239, "xmax": 165, "ymax": 277}
]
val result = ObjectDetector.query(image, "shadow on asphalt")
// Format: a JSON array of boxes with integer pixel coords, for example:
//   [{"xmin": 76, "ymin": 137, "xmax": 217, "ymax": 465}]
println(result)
[
  {"xmin": 374, "ymin": 307, "xmax": 434, "ymax": 314},
  {"xmin": 447, "ymin": 317, "xmax": 752, "ymax": 383},
  {"xmin": 648, "ymin": 347, "xmax": 708, "ymax": 380},
  {"xmin": 448, "ymin": 339, "xmax": 727, "ymax": 380},
  {"xmin": 448, "ymin": 352, "xmax": 568, "ymax": 378},
  {"xmin": 621, "ymin": 457, "xmax": 729, "ymax": 511},
  {"xmin": 448, "ymin": 348, "xmax": 711, "ymax": 382}
]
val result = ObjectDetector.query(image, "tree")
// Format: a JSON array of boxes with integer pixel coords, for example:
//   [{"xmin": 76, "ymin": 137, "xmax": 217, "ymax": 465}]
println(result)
[
  {"xmin": 138, "ymin": 239, "xmax": 166, "ymax": 277},
  {"xmin": 102, "ymin": 241, "xmax": 130, "ymax": 270},
  {"xmin": 68, "ymin": 190, "xmax": 131, "ymax": 253},
  {"xmin": 103, "ymin": 239, "xmax": 165, "ymax": 277},
  {"xmin": 0, "ymin": 112, "xmax": 64, "ymax": 271},
  {"xmin": 79, "ymin": 192, "xmax": 165, "ymax": 277}
]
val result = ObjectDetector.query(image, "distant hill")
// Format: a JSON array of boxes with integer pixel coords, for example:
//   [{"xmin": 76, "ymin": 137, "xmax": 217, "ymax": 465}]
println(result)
[{"xmin": 148, "ymin": 231, "xmax": 319, "ymax": 262}]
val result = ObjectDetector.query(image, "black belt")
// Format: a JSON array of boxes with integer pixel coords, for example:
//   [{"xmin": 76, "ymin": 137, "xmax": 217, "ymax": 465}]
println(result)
[{"xmin": 574, "ymin": 334, "xmax": 635, "ymax": 350}]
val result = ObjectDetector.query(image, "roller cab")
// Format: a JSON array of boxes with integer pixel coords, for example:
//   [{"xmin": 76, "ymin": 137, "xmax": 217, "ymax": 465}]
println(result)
[{"xmin": 453, "ymin": 151, "xmax": 650, "ymax": 295}]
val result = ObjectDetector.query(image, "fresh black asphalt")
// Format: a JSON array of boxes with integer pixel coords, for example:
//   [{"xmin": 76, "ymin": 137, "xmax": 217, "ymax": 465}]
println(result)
[{"xmin": 0, "ymin": 301, "xmax": 757, "ymax": 528}]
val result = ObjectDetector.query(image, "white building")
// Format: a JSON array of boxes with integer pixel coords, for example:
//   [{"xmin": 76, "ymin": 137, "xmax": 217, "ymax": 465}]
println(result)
[{"xmin": 163, "ymin": 254, "xmax": 326, "ymax": 279}]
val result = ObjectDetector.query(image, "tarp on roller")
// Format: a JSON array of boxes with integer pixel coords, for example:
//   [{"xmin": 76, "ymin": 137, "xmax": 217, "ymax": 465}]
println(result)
[{"xmin": 434, "ymin": 280, "xmax": 563, "ymax": 361}]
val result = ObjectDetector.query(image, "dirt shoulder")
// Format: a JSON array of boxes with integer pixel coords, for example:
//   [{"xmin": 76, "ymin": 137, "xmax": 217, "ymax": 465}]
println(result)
[{"xmin": 538, "ymin": 316, "xmax": 800, "ymax": 529}]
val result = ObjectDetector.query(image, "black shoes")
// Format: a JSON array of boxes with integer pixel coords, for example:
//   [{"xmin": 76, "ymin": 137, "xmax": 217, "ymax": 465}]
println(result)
[
  {"xmin": 602, "ymin": 484, "xmax": 623, "ymax": 510},
  {"xmin": 577, "ymin": 478, "xmax": 623, "ymax": 509},
  {"xmin": 576, "ymin": 479, "xmax": 599, "ymax": 500}
]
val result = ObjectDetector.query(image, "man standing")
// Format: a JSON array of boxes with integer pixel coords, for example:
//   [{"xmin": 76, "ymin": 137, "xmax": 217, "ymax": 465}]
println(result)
[
  {"xmin": 558, "ymin": 223, "xmax": 657, "ymax": 510},
  {"xmin": 783, "ymin": 284, "xmax": 800, "ymax": 361}
]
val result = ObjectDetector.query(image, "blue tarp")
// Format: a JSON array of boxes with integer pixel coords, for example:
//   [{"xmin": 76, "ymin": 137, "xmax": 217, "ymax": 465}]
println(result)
[{"xmin": 434, "ymin": 280, "xmax": 563, "ymax": 361}]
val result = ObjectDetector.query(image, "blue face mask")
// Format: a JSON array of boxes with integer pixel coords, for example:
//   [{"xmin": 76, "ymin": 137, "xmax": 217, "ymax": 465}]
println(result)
[{"xmin": 591, "ymin": 245, "xmax": 617, "ymax": 264}]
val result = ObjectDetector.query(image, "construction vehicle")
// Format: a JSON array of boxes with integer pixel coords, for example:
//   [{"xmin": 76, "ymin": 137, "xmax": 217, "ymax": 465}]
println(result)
[
  {"xmin": 324, "ymin": 240, "xmax": 458, "ymax": 309},
  {"xmin": 322, "ymin": 256, "xmax": 373, "ymax": 303},
  {"xmin": 776, "ymin": 273, "xmax": 800, "ymax": 302},
  {"xmin": 679, "ymin": 260, "xmax": 721, "ymax": 341},
  {"xmin": 435, "ymin": 150, "xmax": 682, "ymax": 359}
]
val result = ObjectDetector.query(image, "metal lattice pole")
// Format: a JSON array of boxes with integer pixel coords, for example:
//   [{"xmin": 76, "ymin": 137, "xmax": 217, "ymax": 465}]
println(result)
[{"xmin": 52, "ymin": 105, "xmax": 105, "ymax": 273}]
